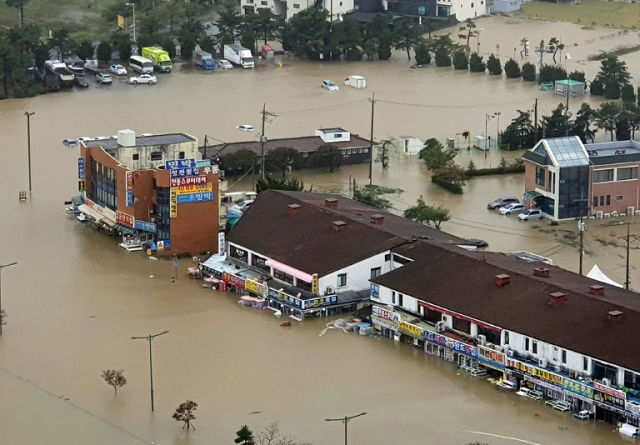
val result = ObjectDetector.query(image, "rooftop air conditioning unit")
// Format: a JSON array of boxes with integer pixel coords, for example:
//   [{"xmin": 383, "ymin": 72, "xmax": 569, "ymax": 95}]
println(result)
[
  {"xmin": 435, "ymin": 321, "xmax": 446, "ymax": 333},
  {"xmin": 539, "ymin": 358, "xmax": 548, "ymax": 368},
  {"xmin": 478, "ymin": 335, "xmax": 487, "ymax": 345},
  {"xmin": 507, "ymin": 350, "xmax": 515, "ymax": 358}
]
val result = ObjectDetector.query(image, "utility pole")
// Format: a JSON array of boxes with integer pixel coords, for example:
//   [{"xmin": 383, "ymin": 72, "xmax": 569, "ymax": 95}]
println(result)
[
  {"xmin": 484, "ymin": 113, "xmax": 494, "ymax": 159},
  {"xmin": 325, "ymin": 412, "xmax": 367, "ymax": 445},
  {"xmin": 24, "ymin": 111, "xmax": 35, "ymax": 193},
  {"xmin": 534, "ymin": 98, "xmax": 539, "ymax": 142},
  {"xmin": 578, "ymin": 217, "xmax": 586, "ymax": 275},
  {"xmin": 494, "ymin": 111, "xmax": 501, "ymax": 146},
  {"xmin": 0, "ymin": 262, "xmax": 18, "ymax": 336},
  {"xmin": 368, "ymin": 93, "xmax": 376, "ymax": 185},
  {"xmin": 259, "ymin": 104, "xmax": 276, "ymax": 180},
  {"xmin": 619, "ymin": 224, "xmax": 640, "ymax": 290},
  {"xmin": 131, "ymin": 330, "xmax": 170, "ymax": 412},
  {"xmin": 563, "ymin": 85, "xmax": 577, "ymax": 137}
]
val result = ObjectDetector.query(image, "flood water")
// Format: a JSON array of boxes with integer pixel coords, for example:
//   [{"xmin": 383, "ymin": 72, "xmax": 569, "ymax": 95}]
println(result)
[{"xmin": 1, "ymin": 16, "xmax": 639, "ymax": 444}]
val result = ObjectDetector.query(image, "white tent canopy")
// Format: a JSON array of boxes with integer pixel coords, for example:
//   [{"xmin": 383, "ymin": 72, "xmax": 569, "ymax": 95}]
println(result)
[{"xmin": 586, "ymin": 265, "xmax": 623, "ymax": 288}]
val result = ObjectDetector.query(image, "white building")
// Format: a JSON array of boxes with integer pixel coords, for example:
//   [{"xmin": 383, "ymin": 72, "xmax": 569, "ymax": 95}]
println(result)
[{"xmin": 241, "ymin": 1, "xmax": 354, "ymax": 21}]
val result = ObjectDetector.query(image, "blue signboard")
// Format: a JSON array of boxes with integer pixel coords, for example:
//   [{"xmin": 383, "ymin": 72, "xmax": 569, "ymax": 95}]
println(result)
[
  {"xmin": 164, "ymin": 240, "xmax": 171, "ymax": 251},
  {"xmin": 134, "ymin": 220, "xmax": 157, "ymax": 233},
  {"xmin": 165, "ymin": 159, "xmax": 195, "ymax": 170},
  {"xmin": 78, "ymin": 157, "xmax": 85, "ymax": 180},
  {"xmin": 177, "ymin": 191, "xmax": 214, "ymax": 204},
  {"xmin": 126, "ymin": 191, "xmax": 134, "ymax": 207},
  {"xmin": 370, "ymin": 283, "xmax": 379, "ymax": 298},
  {"xmin": 425, "ymin": 331, "xmax": 478, "ymax": 358}
]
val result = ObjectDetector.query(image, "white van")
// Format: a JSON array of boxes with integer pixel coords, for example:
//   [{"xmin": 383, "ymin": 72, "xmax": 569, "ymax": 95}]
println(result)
[{"xmin": 129, "ymin": 56, "xmax": 154, "ymax": 74}]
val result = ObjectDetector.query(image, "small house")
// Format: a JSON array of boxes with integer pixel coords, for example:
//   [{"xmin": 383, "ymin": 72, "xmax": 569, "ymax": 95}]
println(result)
[{"xmin": 555, "ymin": 79, "xmax": 585, "ymax": 97}]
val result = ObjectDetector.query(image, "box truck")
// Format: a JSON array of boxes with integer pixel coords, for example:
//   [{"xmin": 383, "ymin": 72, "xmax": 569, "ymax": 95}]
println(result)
[
  {"xmin": 192, "ymin": 48, "xmax": 216, "ymax": 70},
  {"xmin": 223, "ymin": 44, "xmax": 254, "ymax": 69},
  {"xmin": 141, "ymin": 47, "xmax": 173, "ymax": 73}
]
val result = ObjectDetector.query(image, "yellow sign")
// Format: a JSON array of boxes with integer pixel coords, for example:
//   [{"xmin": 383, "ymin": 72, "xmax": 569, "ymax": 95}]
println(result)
[
  {"xmin": 78, "ymin": 180, "xmax": 85, "ymax": 192},
  {"xmin": 245, "ymin": 279, "xmax": 267, "ymax": 297},
  {"xmin": 311, "ymin": 274, "xmax": 319, "ymax": 295},
  {"xmin": 398, "ymin": 320, "xmax": 422, "ymax": 338},
  {"xmin": 174, "ymin": 183, "xmax": 212, "ymax": 195},
  {"xmin": 170, "ymin": 188, "xmax": 178, "ymax": 218},
  {"xmin": 117, "ymin": 15, "xmax": 125, "ymax": 29}
]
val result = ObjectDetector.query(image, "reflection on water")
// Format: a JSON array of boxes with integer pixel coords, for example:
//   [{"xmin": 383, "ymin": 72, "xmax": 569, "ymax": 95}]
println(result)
[{"xmin": 0, "ymin": 16, "xmax": 636, "ymax": 444}]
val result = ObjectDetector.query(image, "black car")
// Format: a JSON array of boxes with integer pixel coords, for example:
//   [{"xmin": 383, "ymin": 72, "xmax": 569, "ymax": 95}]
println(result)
[
  {"xmin": 74, "ymin": 74, "xmax": 89, "ymax": 88},
  {"xmin": 467, "ymin": 238, "xmax": 489, "ymax": 249}
]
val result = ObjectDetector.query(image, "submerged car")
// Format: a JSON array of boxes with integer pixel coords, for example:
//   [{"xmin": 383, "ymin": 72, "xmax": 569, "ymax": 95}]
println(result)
[
  {"xmin": 237, "ymin": 124, "xmax": 254, "ymax": 132},
  {"xmin": 230, "ymin": 199, "xmax": 254, "ymax": 213},
  {"xmin": 130, "ymin": 74, "xmax": 158, "ymax": 85},
  {"xmin": 74, "ymin": 74, "xmax": 89, "ymax": 88},
  {"xmin": 411, "ymin": 64, "xmax": 427, "ymax": 69},
  {"xmin": 322, "ymin": 80, "xmax": 339, "ymax": 91},
  {"xmin": 498, "ymin": 203, "xmax": 526, "ymax": 216},
  {"xmin": 487, "ymin": 196, "xmax": 519, "ymax": 210},
  {"xmin": 110, "ymin": 64, "xmax": 127, "ymax": 75},
  {"xmin": 518, "ymin": 209, "xmax": 543, "ymax": 221},
  {"xmin": 96, "ymin": 73, "xmax": 112, "ymax": 84},
  {"xmin": 217, "ymin": 59, "xmax": 233, "ymax": 70}
]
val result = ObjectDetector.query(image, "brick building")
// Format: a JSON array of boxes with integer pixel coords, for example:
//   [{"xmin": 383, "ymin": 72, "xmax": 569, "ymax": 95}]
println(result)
[{"xmin": 78, "ymin": 130, "xmax": 221, "ymax": 256}]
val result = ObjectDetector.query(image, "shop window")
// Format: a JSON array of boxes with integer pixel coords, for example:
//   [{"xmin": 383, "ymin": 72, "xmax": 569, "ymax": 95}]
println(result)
[
  {"xmin": 151, "ymin": 152, "xmax": 163, "ymax": 161},
  {"xmin": 617, "ymin": 167, "xmax": 638, "ymax": 181},
  {"xmin": 230, "ymin": 245, "xmax": 248, "ymax": 262},
  {"xmin": 593, "ymin": 169, "xmax": 614, "ymax": 183},
  {"xmin": 251, "ymin": 254, "xmax": 269, "ymax": 271},
  {"xmin": 536, "ymin": 166, "xmax": 546, "ymax": 186},
  {"xmin": 273, "ymin": 269, "xmax": 293, "ymax": 284},
  {"xmin": 624, "ymin": 371, "xmax": 640, "ymax": 391},
  {"xmin": 297, "ymin": 280, "xmax": 312, "ymax": 292},
  {"xmin": 132, "ymin": 153, "xmax": 139, "ymax": 161},
  {"xmin": 532, "ymin": 340, "xmax": 538, "ymax": 355},
  {"xmin": 561, "ymin": 350, "xmax": 567, "ymax": 364},
  {"xmin": 453, "ymin": 317, "xmax": 471, "ymax": 334},
  {"xmin": 398, "ymin": 294, "xmax": 403, "ymax": 307},
  {"xmin": 337, "ymin": 273, "xmax": 347, "ymax": 287},
  {"xmin": 426, "ymin": 309, "xmax": 441, "ymax": 324},
  {"xmin": 370, "ymin": 267, "xmax": 381, "ymax": 279}
]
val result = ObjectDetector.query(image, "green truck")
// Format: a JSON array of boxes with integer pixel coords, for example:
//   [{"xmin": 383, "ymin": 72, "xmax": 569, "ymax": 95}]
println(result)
[{"xmin": 141, "ymin": 47, "xmax": 173, "ymax": 73}]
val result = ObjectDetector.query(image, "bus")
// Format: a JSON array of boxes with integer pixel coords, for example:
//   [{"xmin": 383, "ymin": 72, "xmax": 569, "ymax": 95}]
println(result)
[
  {"xmin": 141, "ymin": 47, "xmax": 173, "ymax": 73},
  {"xmin": 129, "ymin": 56, "xmax": 154, "ymax": 74}
]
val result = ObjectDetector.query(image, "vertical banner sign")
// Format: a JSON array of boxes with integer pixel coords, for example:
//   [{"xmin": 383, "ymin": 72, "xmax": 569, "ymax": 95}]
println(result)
[
  {"xmin": 126, "ymin": 191, "xmax": 134, "ymax": 207},
  {"xmin": 77, "ymin": 157, "xmax": 85, "ymax": 180},
  {"xmin": 218, "ymin": 232, "xmax": 226, "ymax": 255},
  {"xmin": 170, "ymin": 188, "xmax": 178, "ymax": 218},
  {"xmin": 117, "ymin": 15, "xmax": 125, "ymax": 29},
  {"xmin": 312, "ymin": 274, "xmax": 319, "ymax": 295},
  {"xmin": 78, "ymin": 181, "xmax": 85, "ymax": 192},
  {"xmin": 126, "ymin": 171, "xmax": 133, "ymax": 191}
]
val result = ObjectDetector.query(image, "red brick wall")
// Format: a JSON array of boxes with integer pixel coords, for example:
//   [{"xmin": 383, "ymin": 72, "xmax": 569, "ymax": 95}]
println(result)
[
  {"xmin": 524, "ymin": 162, "xmax": 538, "ymax": 191},
  {"xmin": 592, "ymin": 179, "xmax": 640, "ymax": 214}
]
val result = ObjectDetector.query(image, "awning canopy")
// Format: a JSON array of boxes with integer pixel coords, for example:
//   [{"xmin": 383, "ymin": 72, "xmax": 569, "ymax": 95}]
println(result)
[
  {"xmin": 115, "ymin": 223, "xmax": 137, "ymax": 235},
  {"xmin": 77, "ymin": 204, "xmax": 116, "ymax": 228},
  {"xmin": 71, "ymin": 195, "xmax": 84, "ymax": 206},
  {"xmin": 265, "ymin": 259, "xmax": 313, "ymax": 283},
  {"xmin": 524, "ymin": 191, "xmax": 543, "ymax": 199}
]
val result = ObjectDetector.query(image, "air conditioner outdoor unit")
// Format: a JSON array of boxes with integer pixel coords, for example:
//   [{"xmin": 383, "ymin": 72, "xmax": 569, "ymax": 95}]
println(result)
[
  {"xmin": 478, "ymin": 335, "xmax": 487, "ymax": 345},
  {"xmin": 539, "ymin": 358, "xmax": 548, "ymax": 368},
  {"xmin": 441, "ymin": 314, "xmax": 447, "ymax": 322},
  {"xmin": 507, "ymin": 350, "xmax": 515, "ymax": 358},
  {"xmin": 495, "ymin": 346, "xmax": 504, "ymax": 353},
  {"xmin": 602, "ymin": 378, "xmax": 611, "ymax": 387},
  {"xmin": 435, "ymin": 321, "xmax": 446, "ymax": 333},
  {"xmin": 325, "ymin": 287, "xmax": 334, "ymax": 295}
]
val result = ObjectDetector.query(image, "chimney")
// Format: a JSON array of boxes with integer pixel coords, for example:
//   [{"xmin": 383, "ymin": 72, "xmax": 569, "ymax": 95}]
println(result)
[
  {"xmin": 608, "ymin": 310, "xmax": 624, "ymax": 322},
  {"xmin": 371, "ymin": 214, "xmax": 385, "ymax": 225},
  {"xmin": 332, "ymin": 220, "xmax": 346, "ymax": 232},
  {"xmin": 549, "ymin": 292, "xmax": 567, "ymax": 305},
  {"xmin": 589, "ymin": 284, "xmax": 604, "ymax": 296},
  {"xmin": 495, "ymin": 274, "xmax": 511, "ymax": 287},
  {"xmin": 533, "ymin": 267, "xmax": 550, "ymax": 278},
  {"xmin": 325, "ymin": 198, "xmax": 339, "ymax": 208},
  {"xmin": 287, "ymin": 204, "xmax": 300, "ymax": 216}
]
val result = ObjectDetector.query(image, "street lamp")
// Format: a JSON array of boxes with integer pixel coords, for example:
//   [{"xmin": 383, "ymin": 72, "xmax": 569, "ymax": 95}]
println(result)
[
  {"xmin": 131, "ymin": 330, "xmax": 169, "ymax": 411},
  {"xmin": 494, "ymin": 112, "xmax": 501, "ymax": 147},
  {"xmin": 484, "ymin": 113, "xmax": 494, "ymax": 158},
  {"xmin": 126, "ymin": 2, "xmax": 136, "ymax": 44},
  {"xmin": 24, "ymin": 112, "xmax": 35, "ymax": 192},
  {"xmin": 325, "ymin": 412, "xmax": 367, "ymax": 445},
  {"xmin": 0, "ymin": 262, "xmax": 18, "ymax": 336}
]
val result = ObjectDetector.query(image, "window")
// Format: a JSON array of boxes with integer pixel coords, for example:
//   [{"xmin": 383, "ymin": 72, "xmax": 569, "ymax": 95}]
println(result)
[
  {"xmin": 453, "ymin": 317, "xmax": 471, "ymax": 334},
  {"xmin": 600, "ymin": 196, "xmax": 604, "ymax": 206},
  {"xmin": 504, "ymin": 331, "xmax": 510, "ymax": 345},
  {"xmin": 274, "ymin": 269, "xmax": 294, "ymax": 284},
  {"xmin": 583, "ymin": 357, "xmax": 589, "ymax": 371},
  {"xmin": 617, "ymin": 167, "xmax": 638, "ymax": 181},
  {"xmin": 532, "ymin": 340, "xmax": 538, "ymax": 354},
  {"xmin": 251, "ymin": 254, "xmax": 269, "ymax": 271},
  {"xmin": 384, "ymin": 253, "xmax": 391, "ymax": 261},
  {"xmin": 593, "ymin": 197, "xmax": 598, "ymax": 208},
  {"xmin": 617, "ymin": 195, "xmax": 623, "ymax": 201},
  {"xmin": 229, "ymin": 245, "xmax": 247, "ymax": 262},
  {"xmin": 524, "ymin": 337, "xmax": 530, "ymax": 351},
  {"xmin": 151, "ymin": 152, "xmax": 163, "ymax": 161},
  {"xmin": 293, "ymin": 3, "xmax": 300, "ymax": 7},
  {"xmin": 536, "ymin": 167, "xmax": 546, "ymax": 187},
  {"xmin": 606, "ymin": 195, "xmax": 611, "ymax": 206},
  {"xmin": 392, "ymin": 254, "xmax": 412, "ymax": 265},
  {"xmin": 370, "ymin": 267, "xmax": 381, "ymax": 279},
  {"xmin": 561, "ymin": 350, "xmax": 567, "ymax": 364},
  {"xmin": 337, "ymin": 273, "xmax": 347, "ymax": 287},
  {"xmin": 593, "ymin": 169, "xmax": 614, "ymax": 183},
  {"xmin": 132, "ymin": 153, "xmax": 139, "ymax": 161},
  {"xmin": 391, "ymin": 291, "xmax": 396, "ymax": 304},
  {"xmin": 398, "ymin": 294, "xmax": 403, "ymax": 307},
  {"xmin": 261, "ymin": 0, "xmax": 267, "ymax": 4},
  {"xmin": 471, "ymin": 2, "xmax": 474, "ymax": 6},
  {"xmin": 178, "ymin": 151, "xmax": 185, "ymax": 159}
]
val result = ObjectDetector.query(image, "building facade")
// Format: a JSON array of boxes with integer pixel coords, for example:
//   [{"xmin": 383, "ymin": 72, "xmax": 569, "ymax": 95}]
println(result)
[
  {"xmin": 240, "ymin": 0, "xmax": 354, "ymax": 21},
  {"xmin": 79, "ymin": 130, "xmax": 221, "ymax": 256}
]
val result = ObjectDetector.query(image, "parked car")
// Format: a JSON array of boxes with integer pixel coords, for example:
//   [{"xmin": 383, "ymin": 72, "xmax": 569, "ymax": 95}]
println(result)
[
  {"xmin": 322, "ymin": 80, "xmax": 339, "ymax": 91},
  {"xmin": 230, "ymin": 199, "xmax": 254, "ymax": 213},
  {"xmin": 217, "ymin": 59, "xmax": 233, "ymax": 70},
  {"xmin": 467, "ymin": 238, "xmax": 489, "ymax": 248},
  {"xmin": 518, "ymin": 209, "xmax": 543, "ymax": 221},
  {"xmin": 110, "ymin": 64, "xmax": 127, "ymax": 75},
  {"xmin": 130, "ymin": 74, "xmax": 158, "ymax": 85},
  {"xmin": 498, "ymin": 203, "xmax": 526, "ymax": 216},
  {"xmin": 95, "ymin": 73, "xmax": 112, "ymax": 84},
  {"xmin": 237, "ymin": 124, "xmax": 254, "ymax": 132},
  {"xmin": 411, "ymin": 64, "xmax": 427, "ymax": 69},
  {"xmin": 487, "ymin": 197, "xmax": 519, "ymax": 210},
  {"xmin": 74, "ymin": 74, "xmax": 89, "ymax": 88}
]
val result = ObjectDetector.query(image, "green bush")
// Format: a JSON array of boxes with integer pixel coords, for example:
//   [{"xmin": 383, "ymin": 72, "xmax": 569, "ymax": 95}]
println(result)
[
  {"xmin": 434, "ymin": 47, "xmax": 451, "ymax": 67},
  {"xmin": 452, "ymin": 50, "xmax": 468, "ymax": 70},
  {"xmin": 469, "ymin": 52, "xmax": 486, "ymax": 73},
  {"xmin": 504, "ymin": 59, "xmax": 521, "ymax": 79},
  {"xmin": 621, "ymin": 83, "xmax": 636, "ymax": 103},
  {"xmin": 522, "ymin": 62, "xmax": 536, "ymax": 81},
  {"xmin": 590, "ymin": 78, "xmax": 604, "ymax": 96},
  {"xmin": 486, "ymin": 54, "xmax": 502, "ymax": 75},
  {"xmin": 539, "ymin": 64, "xmax": 567, "ymax": 84},
  {"xmin": 569, "ymin": 70, "xmax": 586, "ymax": 83}
]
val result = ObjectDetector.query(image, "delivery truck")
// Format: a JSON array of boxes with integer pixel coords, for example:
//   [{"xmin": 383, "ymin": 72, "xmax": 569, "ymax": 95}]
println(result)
[
  {"xmin": 141, "ymin": 47, "xmax": 173, "ymax": 73},
  {"xmin": 192, "ymin": 48, "xmax": 216, "ymax": 70},
  {"xmin": 223, "ymin": 44, "xmax": 254, "ymax": 69}
]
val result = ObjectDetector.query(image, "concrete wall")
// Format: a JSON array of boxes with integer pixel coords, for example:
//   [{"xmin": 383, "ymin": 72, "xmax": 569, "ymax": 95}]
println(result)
[
  {"xmin": 319, "ymin": 251, "xmax": 390, "ymax": 293},
  {"xmin": 114, "ymin": 139, "xmax": 200, "ymax": 171},
  {"xmin": 452, "ymin": 0, "xmax": 486, "ymax": 21}
]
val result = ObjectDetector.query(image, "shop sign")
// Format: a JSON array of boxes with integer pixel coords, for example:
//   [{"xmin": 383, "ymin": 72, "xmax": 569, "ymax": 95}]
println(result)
[
  {"xmin": 268, "ymin": 288, "xmax": 302, "ymax": 308},
  {"xmin": 594, "ymin": 382, "xmax": 626, "ymax": 411},
  {"xmin": 478, "ymin": 345, "xmax": 506, "ymax": 370},
  {"xmin": 116, "ymin": 210, "xmax": 135, "ymax": 228},
  {"xmin": 157, "ymin": 241, "xmax": 164, "ymax": 251},
  {"xmin": 506, "ymin": 359, "xmax": 563, "ymax": 387},
  {"xmin": 164, "ymin": 240, "xmax": 171, "ymax": 251},
  {"xmin": 175, "ymin": 183, "xmax": 213, "ymax": 195},
  {"xmin": 126, "ymin": 171, "xmax": 133, "ymax": 190},
  {"xmin": 222, "ymin": 271, "xmax": 245, "ymax": 290},
  {"xmin": 524, "ymin": 375, "xmax": 562, "ymax": 392},
  {"xmin": 563, "ymin": 379, "xmax": 594, "ymax": 399},
  {"xmin": 165, "ymin": 159, "xmax": 195, "ymax": 170},
  {"xmin": 195, "ymin": 159, "xmax": 211, "ymax": 168},
  {"xmin": 78, "ymin": 157, "xmax": 85, "ymax": 180},
  {"xmin": 245, "ymin": 279, "xmax": 268, "ymax": 297},
  {"xmin": 171, "ymin": 175, "xmax": 208, "ymax": 187},
  {"xmin": 370, "ymin": 283, "xmax": 379, "ymax": 299},
  {"xmin": 86, "ymin": 198, "xmax": 94, "ymax": 208},
  {"xmin": 425, "ymin": 332, "xmax": 477, "ymax": 358},
  {"xmin": 218, "ymin": 232, "xmax": 226, "ymax": 255},
  {"xmin": 78, "ymin": 180, "xmax": 85, "ymax": 192},
  {"xmin": 311, "ymin": 274, "xmax": 319, "ymax": 295},
  {"xmin": 170, "ymin": 189, "xmax": 177, "ymax": 218},
  {"xmin": 203, "ymin": 165, "xmax": 219, "ymax": 174},
  {"xmin": 303, "ymin": 296, "xmax": 337, "ymax": 309},
  {"xmin": 134, "ymin": 220, "xmax": 157, "ymax": 233},
  {"xmin": 399, "ymin": 320, "xmax": 424, "ymax": 339},
  {"xmin": 372, "ymin": 305, "xmax": 399, "ymax": 323},
  {"xmin": 126, "ymin": 191, "xmax": 134, "ymax": 207},
  {"xmin": 177, "ymin": 191, "xmax": 214, "ymax": 204}
]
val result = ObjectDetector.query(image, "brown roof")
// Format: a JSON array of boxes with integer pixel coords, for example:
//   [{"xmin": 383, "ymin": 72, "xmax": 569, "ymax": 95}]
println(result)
[
  {"xmin": 372, "ymin": 241, "xmax": 640, "ymax": 372},
  {"xmin": 200, "ymin": 134, "xmax": 372, "ymax": 158},
  {"xmin": 226, "ymin": 190, "xmax": 466, "ymax": 277}
]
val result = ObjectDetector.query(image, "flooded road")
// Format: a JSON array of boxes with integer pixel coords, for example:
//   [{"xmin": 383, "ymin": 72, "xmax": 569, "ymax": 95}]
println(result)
[{"xmin": 0, "ymin": 16, "xmax": 638, "ymax": 444}]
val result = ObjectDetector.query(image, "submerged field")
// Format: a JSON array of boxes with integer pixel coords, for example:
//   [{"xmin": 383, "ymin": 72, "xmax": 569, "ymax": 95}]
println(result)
[{"xmin": 518, "ymin": 0, "xmax": 640, "ymax": 29}]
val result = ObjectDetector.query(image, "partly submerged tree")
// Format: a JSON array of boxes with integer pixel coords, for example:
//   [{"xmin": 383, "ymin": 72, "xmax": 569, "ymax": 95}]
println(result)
[
  {"xmin": 255, "ymin": 422, "xmax": 312, "ymax": 445},
  {"xmin": 469, "ymin": 52, "xmax": 485, "ymax": 73},
  {"xmin": 172, "ymin": 400, "xmax": 198, "ymax": 430},
  {"xmin": 595, "ymin": 101, "xmax": 622, "ymax": 141},
  {"xmin": 308, "ymin": 144, "xmax": 343, "ymax": 172},
  {"xmin": 235, "ymin": 425, "xmax": 255, "ymax": 445},
  {"xmin": 0, "ymin": 309, "xmax": 6, "ymax": 327},
  {"xmin": 392, "ymin": 16, "xmax": 420, "ymax": 61},
  {"xmin": 521, "ymin": 62, "xmax": 536, "ymax": 82},
  {"xmin": 571, "ymin": 103, "xmax": 597, "ymax": 144},
  {"xmin": 504, "ymin": 59, "xmax": 521, "ymax": 79},
  {"xmin": 101, "ymin": 369, "xmax": 127, "ymax": 394},
  {"xmin": 500, "ymin": 110, "xmax": 536, "ymax": 150},
  {"xmin": 404, "ymin": 195, "xmax": 451, "ymax": 229},
  {"xmin": 452, "ymin": 49, "xmax": 468, "ymax": 70},
  {"xmin": 353, "ymin": 184, "xmax": 401, "ymax": 209},
  {"xmin": 265, "ymin": 147, "xmax": 304, "ymax": 172},
  {"xmin": 456, "ymin": 18, "xmax": 477, "ymax": 54},
  {"xmin": 486, "ymin": 54, "xmax": 502, "ymax": 75},
  {"xmin": 596, "ymin": 55, "xmax": 631, "ymax": 100},
  {"xmin": 431, "ymin": 161, "xmax": 467, "ymax": 194},
  {"xmin": 419, "ymin": 138, "xmax": 455, "ymax": 171},
  {"xmin": 256, "ymin": 176, "xmax": 304, "ymax": 193}
]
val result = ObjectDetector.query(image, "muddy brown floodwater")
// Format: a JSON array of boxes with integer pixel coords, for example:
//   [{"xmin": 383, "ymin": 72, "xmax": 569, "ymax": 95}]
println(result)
[{"xmin": 1, "ymin": 16, "xmax": 638, "ymax": 445}]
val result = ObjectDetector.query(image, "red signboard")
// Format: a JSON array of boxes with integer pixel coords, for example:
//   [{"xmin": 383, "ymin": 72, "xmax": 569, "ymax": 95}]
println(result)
[
  {"xmin": 171, "ymin": 176, "xmax": 208, "ymax": 187},
  {"xmin": 126, "ymin": 171, "xmax": 133, "ymax": 191},
  {"xmin": 115, "ymin": 210, "xmax": 135, "ymax": 228},
  {"xmin": 222, "ymin": 271, "xmax": 246, "ymax": 290}
]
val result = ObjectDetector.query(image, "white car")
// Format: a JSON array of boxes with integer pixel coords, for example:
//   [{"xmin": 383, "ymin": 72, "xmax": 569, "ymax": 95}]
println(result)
[
  {"xmin": 322, "ymin": 80, "xmax": 339, "ymax": 91},
  {"xmin": 130, "ymin": 74, "xmax": 158, "ymax": 85},
  {"xmin": 110, "ymin": 64, "xmax": 127, "ymax": 76},
  {"xmin": 237, "ymin": 124, "xmax": 254, "ymax": 132},
  {"xmin": 230, "ymin": 199, "xmax": 254, "ymax": 214},
  {"xmin": 498, "ymin": 203, "xmax": 526, "ymax": 216},
  {"xmin": 218, "ymin": 59, "xmax": 233, "ymax": 70},
  {"xmin": 518, "ymin": 209, "xmax": 543, "ymax": 221}
]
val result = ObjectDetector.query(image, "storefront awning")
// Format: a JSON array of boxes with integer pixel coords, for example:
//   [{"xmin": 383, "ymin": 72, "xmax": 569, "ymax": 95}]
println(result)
[
  {"xmin": 524, "ymin": 191, "xmax": 543, "ymax": 199},
  {"xmin": 265, "ymin": 259, "xmax": 313, "ymax": 283},
  {"xmin": 71, "ymin": 195, "xmax": 84, "ymax": 206},
  {"xmin": 115, "ymin": 223, "xmax": 137, "ymax": 235},
  {"xmin": 78, "ymin": 204, "xmax": 102, "ymax": 221}
]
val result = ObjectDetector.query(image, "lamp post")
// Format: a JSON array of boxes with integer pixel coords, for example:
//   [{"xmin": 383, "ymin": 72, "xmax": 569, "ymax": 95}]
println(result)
[
  {"xmin": 131, "ymin": 330, "xmax": 169, "ymax": 411},
  {"xmin": 24, "ymin": 111, "xmax": 34, "ymax": 192},
  {"xmin": 484, "ymin": 113, "xmax": 494, "ymax": 158},
  {"xmin": 126, "ymin": 2, "xmax": 136, "ymax": 44},
  {"xmin": 494, "ymin": 112, "xmax": 501, "ymax": 147},
  {"xmin": 0, "ymin": 262, "xmax": 18, "ymax": 336},
  {"xmin": 325, "ymin": 412, "xmax": 367, "ymax": 445}
]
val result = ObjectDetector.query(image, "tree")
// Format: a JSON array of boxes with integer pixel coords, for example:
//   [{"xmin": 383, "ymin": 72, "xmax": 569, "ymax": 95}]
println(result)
[
  {"xmin": 452, "ymin": 50, "xmax": 468, "ymax": 70},
  {"xmin": 353, "ymin": 184, "xmax": 399, "ymax": 209},
  {"xmin": 253, "ymin": 8, "xmax": 280, "ymax": 45},
  {"xmin": 569, "ymin": 70, "xmax": 586, "ymax": 83},
  {"xmin": 97, "ymin": 41, "xmax": 112, "ymax": 64},
  {"xmin": 404, "ymin": 195, "xmax": 451, "ymax": 229},
  {"xmin": 623, "ymin": 102, "xmax": 640, "ymax": 139},
  {"xmin": 504, "ymin": 59, "xmax": 521, "ymax": 79},
  {"xmin": 216, "ymin": 0, "xmax": 243, "ymax": 44},
  {"xmin": 6, "ymin": 0, "xmax": 30, "ymax": 26},
  {"xmin": 279, "ymin": 8, "xmax": 329, "ymax": 59},
  {"xmin": 308, "ymin": 145, "xmax": 342, "ymax": 172},
  {"xmin": 178, "ymin": 19, "xmax": 205, "ymax": 59},
  {"xmin": 571, "ymin": 102, "xmax": 597, "ymax": 144},
  {"xmin": 486, "ymin": 54, "xmax": 502, "ymax": 75},
  {"xmin": 160, "ymin": 36, "xmax": 176, "ymax": 59},
  {"xmin": 220, "ymin": 149, "xmax": 258, "ymax": 176},
  {"xmin": 376, "ymin": 140, "xmax": 391, "ymax": 168},
  {"xmin": 162, "ymin": 0, "xmax": 184, "ymax": 33},
  {"xmin": 595, "ymin": 101, "xmax": 622, "ymax": 141},
  {"xmin": 548, "ymin": 37, "xmax": 564, "ymax": 64},
  {"xmin": 414, "ymin": 39, "xmax": 431, "ymax": 65},
  {"xmin": 469, "ymin": 52, "xmax": 485, "ymax": 73},
  {"xmin": 365, "ymin": 14, "xmax": 392, "ymax": 61},
  {"xmin": 172, "ymin": 400, "xmax": 198, "ymax": 430},
  {"xmin": 456, "ymin": 18, "xmax": 477, "ymax": 54},
  {"xmin": 236, "ymin": 425, "xmax": 255, "ymax": 445},
  {"xmin": 265, "ymin": 147, "xmax": 304, "ymax": 172},
  {"xmin": 539, "ymin": 63, "xmax": 566, "ymax": 84},
  {"xmin": 101, "ymin": 369, "xmax": 127, "ymax": 394},
  {"xmin": 111, "ymin": 31, "xmax": 132, "ymax": 62},
  {"xmin": 596, "ymin": 55, "xmax": 631, "ymax": 100},
  {"xmin": 256, "ymin": 177, "xmax": 304, "ymax": 193},
  {"xmin": 500, "ymin": 110, "xmax": 535, "ymax": 150},
  {"xmin": 522, "ymin": 62, "xmax": 536, "ymax": 81},
  {"xmin": 49, "ymin": 27, "xmax": 70, "ymax": 60},
  {"xmin": 432, "ymin": 35, "xmax": 454, "ymax": 67},
  {"xmin": 392, "ymin": 16, "xmax": 420, "ymax": 61},
  {"xmin": 621, "ymin": 83, "xmax": 636, "ymax": 104},
  {"xmin": 590, "ymin": 77, "xmax": 604, "ymax": 96},
  {"xmin": 541, "ymin": 103, "xmax": 571, "ymax": 138},
  {"xmin": 256, "ymin": 422, "xmax": 311, "ymax": 445},
  {"xmin": 74, "ymin": 38, "xmax": 95, "ymax": 61},
  {"xmin": 431, "ymin": 161, "xmax": 467, "ymax": 194},
  {"xmin": 419, "ymin": 138, "xmax": 455, "ymax": 171}
]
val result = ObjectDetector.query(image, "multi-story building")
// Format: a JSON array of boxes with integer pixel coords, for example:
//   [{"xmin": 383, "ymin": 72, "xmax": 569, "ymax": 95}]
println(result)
[
  {"xmin": 523, "ymin": 136, "xmax": 640, "ymax": 220},
  {"xmin": 241, "ymin": 0, "xmax": 354, "ymax": 21},
  {"xmin": 78, "ymin": 130, "xmax": 221, "ymax": 256}
]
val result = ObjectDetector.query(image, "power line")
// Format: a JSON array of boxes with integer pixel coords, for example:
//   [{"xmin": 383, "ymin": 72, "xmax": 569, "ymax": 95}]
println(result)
[
  {"xmin": 274, "ymin": 100, "xmax": 368, "ymax": 116},
  {"xmin": 376, "ymin": 97, "xmax": 536, "ymax": 110}
]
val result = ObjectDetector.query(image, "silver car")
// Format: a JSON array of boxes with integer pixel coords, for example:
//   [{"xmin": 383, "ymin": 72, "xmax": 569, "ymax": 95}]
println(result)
[
  {"xmin": 217, "ymin": 59, "xmax": 233, "ymax": 70},
  {"xmin": 487, "ymin": 196, "xmax": 519, "ymax": 210},
  {"xmin": 498, "ymin": 203, "xmax": 526, "ymax": 216},
  {"xmin": 322, "ymin": 80, "xmax": 339, "ymax": 91}
]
